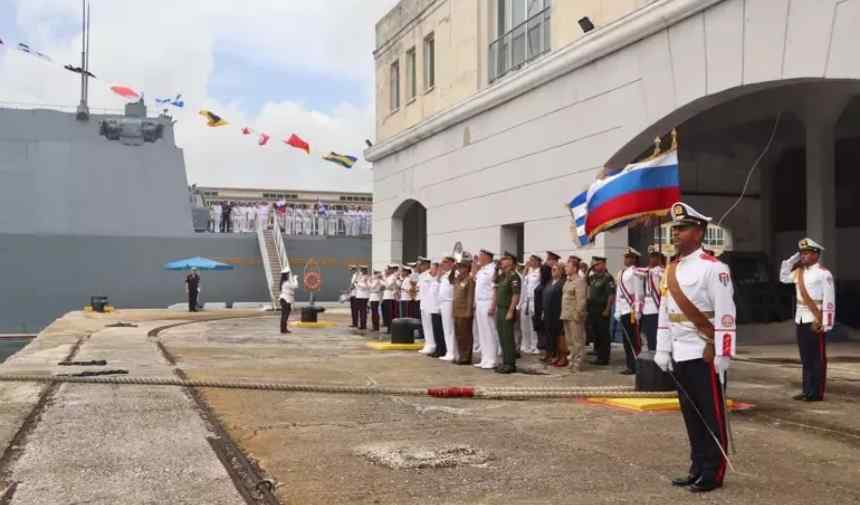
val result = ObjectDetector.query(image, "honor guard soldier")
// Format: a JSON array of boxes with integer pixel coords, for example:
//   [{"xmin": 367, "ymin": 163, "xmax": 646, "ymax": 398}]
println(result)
[
  {"xmin": 495, "ymin": 251, "xmax": 522, "ymax": 374},
  {"xmin": 347, "ymin": 265, "xmax": 359, "ymax": 327},
  {"xmin": 615, "ymin": 247, "xmax": 643, "ymax": 374},
  {"xmin": 185, "ymin": 267, "xmax": 201, "ymax": 312},
  {"xmin": 654, "ymin": 202, "xmax": 736, "ymax": 493},
  {"xmin": 780, "ymin": 238, "xmax": 835, "ymax": 401},
  {"xmin": 587, "ymin": 257, "xmax": 615, "ymax": 366},
  {"xmin": 636, "ymin": 245, "xmax": 666, "ymax": 351}
]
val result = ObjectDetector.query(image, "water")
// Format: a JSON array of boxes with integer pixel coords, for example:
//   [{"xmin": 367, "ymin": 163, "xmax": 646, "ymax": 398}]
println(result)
[{"xmin": 0, "ymin": 338, "xmax": 32, "ymax": 363}]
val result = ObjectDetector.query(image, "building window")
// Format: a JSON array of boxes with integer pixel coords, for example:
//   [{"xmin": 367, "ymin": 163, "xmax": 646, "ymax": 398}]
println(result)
[
  {"xmin": 490, "ymin": 0, "xmax": 551, "ymax": 83},
  {"xmin": 406, "ymin": 47, "xmax": 417, "ymax": 101},
  {"xmin": 390, "ymin": 60, "xmax": 400, "ymax": 111},
  {"xmin": 423, "ymin": 33, "xmax": 435, "ymax": 90}
]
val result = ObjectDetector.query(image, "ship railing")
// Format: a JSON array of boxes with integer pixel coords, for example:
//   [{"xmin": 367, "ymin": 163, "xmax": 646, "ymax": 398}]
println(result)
[{"xmin": 273, "ymin": 217, "xmax": 291, "ymax": 277}]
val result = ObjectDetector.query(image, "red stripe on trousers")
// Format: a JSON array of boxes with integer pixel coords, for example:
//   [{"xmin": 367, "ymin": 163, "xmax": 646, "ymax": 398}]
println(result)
[
  {"xmin": 818, "ymin": 331, "xmax": 827, "ymax": 399},
  {"xmin": 708, "ymin": 364, "xmax": 727, "ymax": 484}
]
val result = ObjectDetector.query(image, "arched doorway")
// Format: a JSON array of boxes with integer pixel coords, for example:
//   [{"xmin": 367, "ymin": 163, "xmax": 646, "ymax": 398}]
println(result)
[{"xmin": 391, "ymin": 199, "xmax": 427, "ymax": 264}]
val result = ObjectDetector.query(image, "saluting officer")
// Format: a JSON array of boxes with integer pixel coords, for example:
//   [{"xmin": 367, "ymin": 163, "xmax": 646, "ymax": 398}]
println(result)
[
  {"xmin": 495, "ymin": 251, "xmax": 522, "ymax": 374},
  {"xmin": 780, "ymin": 238, "xmax": 835, "ymax": 401},
  {"xmin": 474, "ymin": 249, "xmax": 500, "ymax": 370},
  {"xmin": 654, "ymin": 202, "xmax": 736, "ymax": 493},
  {"xmin": 615, "ymin": 247, "xmax": 643, "ymax": 375},
  {"xmin": 587, "ymin": 257, "xmax": 615, "ymax": 366}
]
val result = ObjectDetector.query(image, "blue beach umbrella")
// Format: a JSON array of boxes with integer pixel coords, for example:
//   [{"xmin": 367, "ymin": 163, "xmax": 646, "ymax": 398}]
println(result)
[{"xmin": 163, "ymin": 256, "xmax": 235, "ymax": 271}]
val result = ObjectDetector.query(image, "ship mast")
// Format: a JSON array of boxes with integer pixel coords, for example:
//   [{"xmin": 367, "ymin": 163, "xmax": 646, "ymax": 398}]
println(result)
[{"xmin": 75, "ymin": 0, "xmax": 91, "ymax": 121}]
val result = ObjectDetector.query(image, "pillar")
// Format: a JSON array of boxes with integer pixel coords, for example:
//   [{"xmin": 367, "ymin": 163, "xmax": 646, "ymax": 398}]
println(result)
[{"xmin": 803, "ymin": 98, "xmax": 848, "ymax": 276}]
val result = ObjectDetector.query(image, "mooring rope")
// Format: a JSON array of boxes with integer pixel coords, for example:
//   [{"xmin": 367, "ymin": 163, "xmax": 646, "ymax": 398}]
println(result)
[{"xmin": 0, "ymin": 374, "xmax": 676, "ymax": 400}]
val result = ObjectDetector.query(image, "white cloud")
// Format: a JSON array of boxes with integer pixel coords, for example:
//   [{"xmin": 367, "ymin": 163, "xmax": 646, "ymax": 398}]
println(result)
[{"xmin": 0, "ymin": 0, "xmax": 401, "ymax": 192}]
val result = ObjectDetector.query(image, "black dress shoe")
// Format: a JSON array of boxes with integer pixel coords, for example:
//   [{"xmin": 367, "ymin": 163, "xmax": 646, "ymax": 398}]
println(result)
[
  {"xmin": 671, "ymin": 475, "xmax": 700, "ymax": 487},
  {"xmin": 495, "ymin": 365, "xmax": 516, "ymax": 374},
  {"xmin": 619, "ymin": 369, "xmax": 636, "ymax": 375},
  {"xmin": 689, "ymin": 480, "xmax": 722, "ymax": 493},
  {"xmin": 792, "ymin": 393, "xmax": 808, "ymax": 401},
  {"xmin": 804, "ymin": 396, "xmax": 823, "ymax": 402}
]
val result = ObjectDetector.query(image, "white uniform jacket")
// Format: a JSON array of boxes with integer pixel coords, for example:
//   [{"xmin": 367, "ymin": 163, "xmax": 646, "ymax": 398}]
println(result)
[
  {"xmin": 779, "ymin": 261, "xmax": 836, "ymax": 331},
  {"xmin": 368, "ymin": 278, "xmax": 383, "ymax": 303},
  {"xmin": 400, "ymin": 276, "xmax": 415, "ymax": 301},
  {"xmin": 349, "ymin": 272, "xmax": 359, "ymax": 297},
  {"xmin": 614, "ymin": 266, "xmax": 643, "ymax": 318},
  {"xmin": 354, "ymin": 274, "xmax": 371, "ymax": 299},
  {"xmin": 656, "ymin": 248, "xmax": 737, "ymax": 362},
  {"xmin": 635, "ymin": 266, "xmax": 664, "ymax": 316},
  {"xmin": 475, "ymin": 263, "xmax": 496, "ymax": 303},
  {"xmin": 423, "ymin": 275, "xmax": 441, "ymax": 313},
  {"xmin": 279, "ymin": 277, "xmax": 298, "ymax": 304},
  {"xmin": 382, "ymin": 274, "xmax": 399, "ymax": 301},
  {"xmin": 438, "ymin": 274, "xmax": 454, "ymax": 304},
  {"xmin": 520, "ymin": 268, "xmax": 541, "ymax": 314}
]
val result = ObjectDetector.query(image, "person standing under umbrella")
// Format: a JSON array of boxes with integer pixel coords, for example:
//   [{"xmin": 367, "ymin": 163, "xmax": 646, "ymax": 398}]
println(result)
[
  {"xmin": 185, "ymin": 267, "xmax": 201, "ymax": 312},
  {"xmin": 279, "ymin": 268, "xmax": 298, "ymax": 334}
]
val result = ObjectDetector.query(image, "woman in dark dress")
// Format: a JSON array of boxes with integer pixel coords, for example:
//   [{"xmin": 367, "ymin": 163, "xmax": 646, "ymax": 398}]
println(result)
[
  {"xmin": 533, "ymin": 264, "xmax": 552, "ymax": 362},
  {"xmin": 541, "ymin": 263, "xmax": 565, "ymax": 365}
]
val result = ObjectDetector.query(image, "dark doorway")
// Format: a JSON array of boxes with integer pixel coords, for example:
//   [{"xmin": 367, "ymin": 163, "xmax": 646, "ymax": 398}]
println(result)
[
  {"xmin": 501, "ymin": 223, "xmax": 524, "ymax": 261},
  {"xmin": 400, "ymin": 201, "xmax": 427, "ymax": 263}
]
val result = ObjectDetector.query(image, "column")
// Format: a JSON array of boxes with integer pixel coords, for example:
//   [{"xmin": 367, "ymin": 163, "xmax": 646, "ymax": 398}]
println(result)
[{"xmin": 804, "ymin": 103, "xmax": 843, "ymax": 276}]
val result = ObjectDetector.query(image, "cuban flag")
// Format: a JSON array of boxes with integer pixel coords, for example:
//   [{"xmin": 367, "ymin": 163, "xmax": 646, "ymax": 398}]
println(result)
[
  {"xmin": 568, "ymin": 191, "xmax": 589, "ymax": 247},
  {"xmin": 584, "ymin": 150, "xmax": 680, "ymax": 240}
]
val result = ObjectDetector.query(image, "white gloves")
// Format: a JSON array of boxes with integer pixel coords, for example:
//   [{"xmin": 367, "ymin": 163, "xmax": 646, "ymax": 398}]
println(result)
[
  {"xmin": 714, "ymin": 356, "xmax": 731, "ymax": 380},
  {"xmin": 654, "ymin": 351, "xmax": 673, "ymax": 372},
  {"xmin": 787, "ymin": 252, "xmax": 801, "ymax": 264}
]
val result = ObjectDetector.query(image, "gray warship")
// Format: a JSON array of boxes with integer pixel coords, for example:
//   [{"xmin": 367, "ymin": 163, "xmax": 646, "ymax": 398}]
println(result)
[{"xmin": 0, "ymin": 98, "xmax": 370, "ymax": 333}]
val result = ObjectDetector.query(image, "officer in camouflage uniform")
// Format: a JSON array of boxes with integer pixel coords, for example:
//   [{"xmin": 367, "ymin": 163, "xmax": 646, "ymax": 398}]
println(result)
[
  {"xmin": 495, "ymin": 251, "xmax": 522, "ymax": 374},
  {"xmin": 587, "ymin": 257, "xmax": 616, "ymax": 366}
]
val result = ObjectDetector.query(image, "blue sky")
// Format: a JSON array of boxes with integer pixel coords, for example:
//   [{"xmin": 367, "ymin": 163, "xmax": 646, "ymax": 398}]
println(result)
[{"xmin": 0, "ymin": 0, "xmax": 398, "ymax": 191}]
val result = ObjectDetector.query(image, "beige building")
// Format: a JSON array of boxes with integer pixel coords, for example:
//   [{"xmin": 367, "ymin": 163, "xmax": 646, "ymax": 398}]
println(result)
[
  {"xmin": 367, "ymin": 0, "xmax": 860, "ymax": 314},
  {"xmin": 374, "ymin": 0, "xmax": 656, "ymax": 142}
]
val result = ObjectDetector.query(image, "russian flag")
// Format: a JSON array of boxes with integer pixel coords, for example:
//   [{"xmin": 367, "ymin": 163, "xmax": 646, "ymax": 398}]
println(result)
[{"xmin": 585, "ymin": 150, "xmax": 680, "ymax": 240}]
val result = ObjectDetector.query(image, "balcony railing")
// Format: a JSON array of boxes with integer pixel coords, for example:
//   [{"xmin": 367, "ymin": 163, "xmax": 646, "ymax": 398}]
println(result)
[{"xmin": 489, "ymin": 6, "xmax": 552, "ymax": 84}]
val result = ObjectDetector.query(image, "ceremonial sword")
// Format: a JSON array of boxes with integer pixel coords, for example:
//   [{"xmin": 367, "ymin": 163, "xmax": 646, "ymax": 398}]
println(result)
[{"xmin": 617, "ymin": 324, "xmax": 735, "ymax": 472}]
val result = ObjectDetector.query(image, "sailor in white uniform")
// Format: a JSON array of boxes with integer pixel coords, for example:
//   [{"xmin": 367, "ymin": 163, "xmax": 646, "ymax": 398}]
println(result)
[
  {"xmin": 438, "ymin": 256, "xmax": 458, "ymax": 362},
  {"xmin": 474, "ymin": 250, "xmax": 500, "ymax": 369},
  {"xmin": 654, "ymin": 202, "xmax": 736, "ymax": 493},
  {"xmin": 779, "ymin": 238, "xmax": 835, "ymax": 401},
  {"xmin": 417, "ymin": 257, "xmax": 436, "ymax": 355},
  {"xmin": 615, "ymin": 247, "xmax": 643, "ymax": 374}
]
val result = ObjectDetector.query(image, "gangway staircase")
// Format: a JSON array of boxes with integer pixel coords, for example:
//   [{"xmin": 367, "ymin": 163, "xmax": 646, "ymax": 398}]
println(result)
[{"xmin": 257, "ymin": 218, "xmax": 291, "ymax": 309}]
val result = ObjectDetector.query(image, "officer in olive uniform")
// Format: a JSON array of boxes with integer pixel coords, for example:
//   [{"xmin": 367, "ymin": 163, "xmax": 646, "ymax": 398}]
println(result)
[
  {"xmin": 587, "ymin": 257, "xmax": 616, "ymax": 366},
  {"xmin": 495, "ymin": 251, "xmax": 522, "ymax": 374}
]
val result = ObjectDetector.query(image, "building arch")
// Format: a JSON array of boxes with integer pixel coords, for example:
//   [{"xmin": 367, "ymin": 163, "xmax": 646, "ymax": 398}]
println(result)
[{"xmin": 391, "ymin": 198, "xmax": 427, "ymax": 264}]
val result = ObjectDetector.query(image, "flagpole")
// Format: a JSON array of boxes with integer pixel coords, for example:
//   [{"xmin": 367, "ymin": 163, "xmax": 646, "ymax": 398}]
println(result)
[{"xmin": 76, "ymin": 0, "xmax": 90, "ymax": 121}]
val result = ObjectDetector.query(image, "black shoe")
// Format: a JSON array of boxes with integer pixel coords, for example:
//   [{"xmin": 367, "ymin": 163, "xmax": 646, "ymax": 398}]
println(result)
[
  {"xmin": 689, "ymin": 479, "xmax": 722, "ymax": 493},
  {"xmin": 671, "ymin": 475, "xmax": 700, "ymax": 487},
  {"xmin": 792, "ymin": 393, "xmax": 809, "ymax": 401},
  {"xmin": 429, "ymin": 352, "xmax": 442, "ymax": 358},
  {"xmin": 804, "ymin": 396, "xmax": 823, "ymax": 402},
  {"xmin": 515, "ymin": 352, "xmax": 521, "ymax": 359},
  {"xmin": 619, "ymin": 369, "xmax": 636, "ymax": 375},
  {"xmin": 495, "ymin": 365, "xmax": 516, "ymax": 374},
  {"xmin": 589, "ymin": 360, "xmax": 609, "ymax": 366}
]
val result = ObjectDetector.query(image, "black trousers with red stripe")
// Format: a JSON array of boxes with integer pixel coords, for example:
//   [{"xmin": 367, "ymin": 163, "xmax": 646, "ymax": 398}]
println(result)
[
  {"xmin": 797, "ymin": 323, "xmax": 828, "ymax": 400},
  {"xmin": 674, "ymin": 358, "xmax": 728, "ymax": 484},
  {"xmin": 619, "ymin": 314, "xmax": 641, "ymax": 372}
]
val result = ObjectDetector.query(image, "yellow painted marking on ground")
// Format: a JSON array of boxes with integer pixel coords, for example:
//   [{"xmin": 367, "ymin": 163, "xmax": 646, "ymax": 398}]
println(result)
[
  {"xmin": 593, "ymin": 397, "xmax": 737, "ymax": 412},
  {"xmin": 293, "ymin": 321, "xmax": 337, "ymax": 329},
  {"xmin": 366, "ymin": 341, "xmax": 424, "ymax": 351}
]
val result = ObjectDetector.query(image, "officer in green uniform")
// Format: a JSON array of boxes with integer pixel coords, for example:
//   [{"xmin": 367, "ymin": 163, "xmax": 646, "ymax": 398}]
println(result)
[
  {"xmin": 587, "ymin": 256, "xmax": 616, "ymax": 366},
  {"xmin": 495, "ymin": 251, "xmax": 522, "ymax": 374}
]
